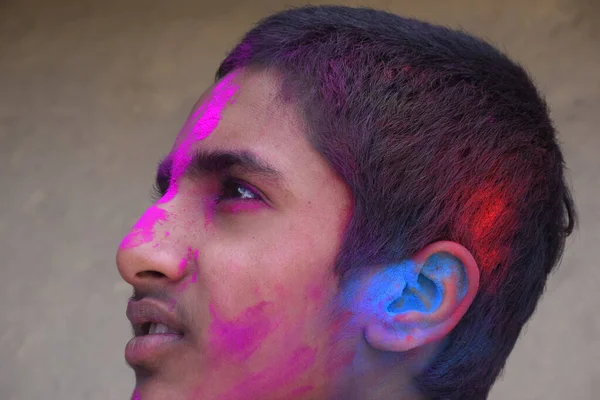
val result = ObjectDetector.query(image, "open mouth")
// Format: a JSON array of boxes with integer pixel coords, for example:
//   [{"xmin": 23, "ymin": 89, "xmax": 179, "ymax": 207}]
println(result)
[
  {"xmin": 135, "ymin": 321, "xmax": 183, "ymax": 336},
  {"xmin": 125, "ymin": 298, "xmax": 185, "ymax": 366}
]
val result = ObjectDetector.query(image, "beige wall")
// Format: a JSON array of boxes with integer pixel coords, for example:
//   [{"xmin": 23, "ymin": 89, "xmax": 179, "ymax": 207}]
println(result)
[{"xmin": 1, "ymin": 0, "xmax": 598, "ymax": 399}]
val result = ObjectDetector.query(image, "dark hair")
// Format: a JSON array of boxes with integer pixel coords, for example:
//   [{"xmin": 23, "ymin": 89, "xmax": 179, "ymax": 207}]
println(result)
[{"xmin": 215, "ymin": 5, "xmax": 577, "ymax": 399}]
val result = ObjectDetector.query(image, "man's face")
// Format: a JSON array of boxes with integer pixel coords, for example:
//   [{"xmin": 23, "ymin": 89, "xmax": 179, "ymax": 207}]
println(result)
[{"xmin": 116, "ymin": 68, "xmax": 354, "ymax": 399}]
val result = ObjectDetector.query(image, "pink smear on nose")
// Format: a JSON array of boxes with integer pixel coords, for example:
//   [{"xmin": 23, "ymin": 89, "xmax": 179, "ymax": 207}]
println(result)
[
  {"xmin": 120, "ymin": 206, "xmax": 169, "ymax": 249},
  {"xmin": 209, "ymin": 301, "xmax": 278, "ymax": 362}
]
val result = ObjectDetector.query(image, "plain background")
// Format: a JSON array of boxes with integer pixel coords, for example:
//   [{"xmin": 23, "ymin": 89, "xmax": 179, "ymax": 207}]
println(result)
[{"xmin": 0, "ymin": 0, "xmax": 598, "ymax": 399}]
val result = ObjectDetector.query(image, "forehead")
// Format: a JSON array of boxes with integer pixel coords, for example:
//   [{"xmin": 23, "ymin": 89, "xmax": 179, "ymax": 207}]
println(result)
[
  {"xmin": 175, "ymin": 69, "xmax": 296, "ymax": 149},
  {"xmin": 171, "ymin": 69, "xmax": 338, "ymax": 188}
]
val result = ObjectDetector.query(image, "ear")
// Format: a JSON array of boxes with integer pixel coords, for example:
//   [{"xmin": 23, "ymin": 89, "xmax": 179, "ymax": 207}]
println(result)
[{"xmin": 363, "ymin": 241, "xmax": 480, "ymax": 352}]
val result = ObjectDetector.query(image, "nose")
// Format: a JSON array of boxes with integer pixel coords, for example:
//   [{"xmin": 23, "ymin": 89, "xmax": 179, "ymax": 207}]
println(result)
[{"xmin": 116, "ymin": 204, "xmax": 186, "ymax": 288}]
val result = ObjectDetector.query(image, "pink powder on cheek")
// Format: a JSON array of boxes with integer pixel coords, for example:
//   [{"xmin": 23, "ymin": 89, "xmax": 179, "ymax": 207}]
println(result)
[
  {"xmin": 120, "ymin": 206, "xmax": 169, "ymax": 249},
  {"xmin": 131, "ymin": 388, "xmax": 141, "ymax": 400},
  {"xmin": 191, "ymin": 249, "xmax": 199, "ymax": 283},
  {"xmin": 168, "ymin": 298, "xmax": 177, "ymax": 312},
  {"xmin": 203, "ymin": 196, "xmax": 217, "ymax": 228},
  {"xmin": 218, "ymin": 346, "xmax": 317, "ymax": 400},
  {"xmin": 220, "ymin": 201, "xmax": 264, "ymax": 214},
  {"xmin": 308, "ymin": 285, "xmax": 324, "ymax": 303},
  {"xmin": 176, "ymin": 248, "xmax": 200, "ymax": 292},
  {"xmin": 291, "ymin": 385, "xmax": 315, "ymax": 398},
  {"xmin": 325, "ymin": 311, "xmax": 357, "ymax": 371},
  {"xmin": 178, "ymin": 257, "xmax": 188, "ymax": 274},
  {"xmin": 208, "ymin": 301, "xmax": 279, "ymax": 362}
]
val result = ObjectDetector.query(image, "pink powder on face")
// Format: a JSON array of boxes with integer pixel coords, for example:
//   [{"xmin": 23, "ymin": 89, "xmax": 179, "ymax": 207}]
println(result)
[
  {"xmin": 208, "ymin": 301, "xmax": 279, "ymax": 362},
  {"xmin": 189, "ymin": 250, "xmax": 199, "ymax": 282},
  {"xmin": 291, "ymin": 385, "xmax": 314, "ymax": 398},
  {"xmin": 155, "ymin": 72, "xmax": 241, "ymax": 207},
  {"xmin": 172, "ymin": 73, "xmax": 241, "ymax": 192},
  {"xmin": 120, "ymin": 206, "xmax": 169, "ymax": 249},
  {"xmin": 131, "ymin": 388, "xmax": 141, "ymax": 400},
  {"xmin": 176, "ymin": 248, "xmax": 200, "ymax": 292},
  {"xmin": 168, "ymin": 298, "xmax": 177, "ymax": 312},
  {"xmin": 325, "ymin": 311, "xmax": 357, "ymax": 371},
  {"xmin": 308, "ymin": 285, "xmax": 324, "ymax": 303},
  {"xmin": 203, "ymin": 196, "xmax": 217, "ymax": 228},
  {"xmin": 156, "ymin": 184, "xmax": 178, "ymax": 205},
  {"xmin": 190, "ymin": 73, "xmax": 239, "ymax": 141},
  {"xmin": 220, "ymin": 201, "xmax": 264, "ymax": 214},
  {"xmin": 178, "ymin": 257, "xmax": 188, "ymax": 274},
  {"xmin": 218, "ymin": 346, "xmax": 318, "ymax": 400}
]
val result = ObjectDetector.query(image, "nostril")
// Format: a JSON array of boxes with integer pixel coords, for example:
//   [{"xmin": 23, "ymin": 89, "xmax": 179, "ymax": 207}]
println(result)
[{"xmin": 137, "ymin": 271, "xmax": 167, "ymax": 279}]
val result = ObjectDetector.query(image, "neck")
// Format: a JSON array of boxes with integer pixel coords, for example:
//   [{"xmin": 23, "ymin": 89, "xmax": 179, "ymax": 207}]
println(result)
[{"xmin": 330, "ymin": 338, "xmax": 431, "ymax": 400}]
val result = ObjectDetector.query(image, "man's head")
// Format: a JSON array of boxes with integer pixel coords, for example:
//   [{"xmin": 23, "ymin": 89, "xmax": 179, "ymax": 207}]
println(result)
[{"xmin": 116, "ymin": 6, "xmax": 576, "ymax": 400}]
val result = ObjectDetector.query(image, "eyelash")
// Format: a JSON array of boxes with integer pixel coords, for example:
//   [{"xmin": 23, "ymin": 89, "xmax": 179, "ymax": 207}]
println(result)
[{"xmin": 151, "ymin": 176, "xmax": 263, "ymax": 204}]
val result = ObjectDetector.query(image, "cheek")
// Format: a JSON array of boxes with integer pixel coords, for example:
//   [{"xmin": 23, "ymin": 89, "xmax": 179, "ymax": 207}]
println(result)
[
  {"xmin": 207, "ymin": 301, "xmax": 283, "ymax": 363},
  {"xmin": 217, "ymin": 346, "xmax": 318, "ymax": 400}
]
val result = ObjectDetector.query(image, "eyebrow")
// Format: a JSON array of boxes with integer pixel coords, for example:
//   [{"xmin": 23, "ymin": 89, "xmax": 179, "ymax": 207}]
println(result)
[{"xmin": 156, "ymin": 149, "xmax": 284, "ymax": 188}]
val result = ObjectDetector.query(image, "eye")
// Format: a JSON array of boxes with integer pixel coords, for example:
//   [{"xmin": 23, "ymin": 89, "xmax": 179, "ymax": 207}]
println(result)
[{"xmin": 217, "ymin": 178, "xmax": 262, "ymax": 202}]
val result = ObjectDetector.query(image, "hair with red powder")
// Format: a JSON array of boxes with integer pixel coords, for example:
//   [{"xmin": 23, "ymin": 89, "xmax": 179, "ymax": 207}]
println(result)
[{"xmin": 215, "ymin": 5, "xmax": 577, "ymax": 399}]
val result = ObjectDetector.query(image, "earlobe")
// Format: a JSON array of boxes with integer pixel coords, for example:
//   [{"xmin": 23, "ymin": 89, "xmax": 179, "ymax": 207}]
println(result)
[{"xmin": 364, "ymin": 241, "xmax": 480, "ymax": 353}]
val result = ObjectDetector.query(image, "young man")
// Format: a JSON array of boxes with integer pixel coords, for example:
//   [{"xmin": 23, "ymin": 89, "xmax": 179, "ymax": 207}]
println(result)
[{"xmin": 116, "ymin": 5, "xmax": 576, "ymax": 400}]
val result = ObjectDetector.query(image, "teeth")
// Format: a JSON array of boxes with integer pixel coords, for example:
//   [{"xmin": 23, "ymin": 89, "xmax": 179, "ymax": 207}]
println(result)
[{"xmin": 148, "ymin": 322, "xmax": 178, "ymax": 335}]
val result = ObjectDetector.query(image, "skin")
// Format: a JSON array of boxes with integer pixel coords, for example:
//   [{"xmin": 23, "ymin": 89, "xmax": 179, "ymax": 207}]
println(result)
[{"xmin": 116, "ymin": 67, "xmax": 480, "ymax": 400}]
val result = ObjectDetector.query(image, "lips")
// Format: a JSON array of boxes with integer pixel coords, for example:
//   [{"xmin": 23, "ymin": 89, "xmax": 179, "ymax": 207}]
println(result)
[{"xmin": 125, "ymin": 298, "xmax": 185, "ymax": 367}]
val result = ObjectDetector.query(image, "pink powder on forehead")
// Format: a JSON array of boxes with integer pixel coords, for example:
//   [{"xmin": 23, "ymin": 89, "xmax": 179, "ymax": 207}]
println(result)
[
  {"xmin": 156, "ymin": 184, "xmax": 178, "ymax": 205},
  {"xmin": 120, "ymin": 206, "xmax": 169, "ymax": 249},
  {"xmin": 170, "ymin": 72, "xmax": 241, "ymax": 189},
  {"xmin": 190, "ymin": 73, "xmax": 239, "ymax": 141}
]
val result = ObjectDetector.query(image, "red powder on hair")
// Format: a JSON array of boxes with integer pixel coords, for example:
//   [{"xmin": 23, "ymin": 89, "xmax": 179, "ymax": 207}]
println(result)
[{"xmin": 463, "ymin": 184, "xmax": 514, "ymax": 293}]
